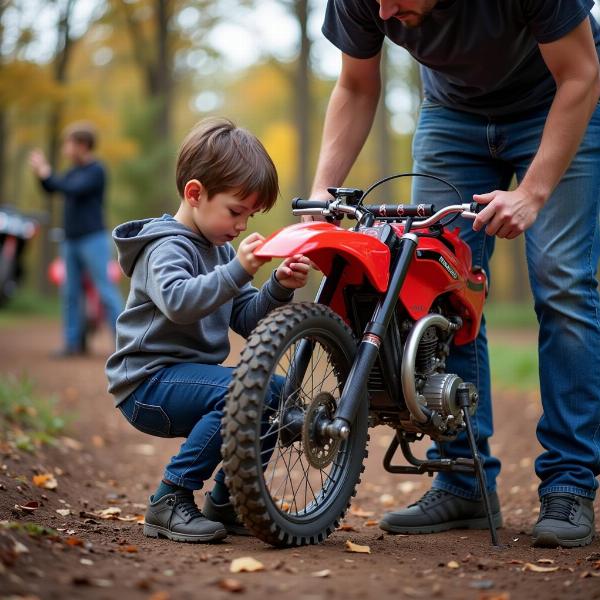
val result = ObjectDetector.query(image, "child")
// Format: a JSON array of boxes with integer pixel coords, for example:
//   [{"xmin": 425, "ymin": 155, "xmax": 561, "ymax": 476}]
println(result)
[{"xmin": 106, "ymin": 117, "xmax": 310, "ymax": 543}]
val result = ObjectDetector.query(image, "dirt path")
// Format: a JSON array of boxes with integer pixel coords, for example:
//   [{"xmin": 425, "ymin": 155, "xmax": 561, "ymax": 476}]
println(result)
[{"xmin": 0, "ymin": 320, "xmax": 598, "ymax": 600}]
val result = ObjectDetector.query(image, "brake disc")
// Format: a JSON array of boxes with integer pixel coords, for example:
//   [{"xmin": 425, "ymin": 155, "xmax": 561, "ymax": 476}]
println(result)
[{"xmin": 302, "ymin": 391, "xmax": 341, "ymax": 469}]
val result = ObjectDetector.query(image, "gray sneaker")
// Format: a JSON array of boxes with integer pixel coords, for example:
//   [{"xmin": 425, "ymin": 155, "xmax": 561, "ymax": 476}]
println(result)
[
  {"xmin": 143, "ymin": 492, "xmax": 227, "ymax": 543},
  {"xmin": 532, "ymin": 493, "xmax": 595, "ymax": 548},
  {"xmin": 379, "ymin": 488, "xmax": 503, "ymax": 534},
  {"xmin": 202, "ymin": 493, "xmax": 249, "ymax": 536}
]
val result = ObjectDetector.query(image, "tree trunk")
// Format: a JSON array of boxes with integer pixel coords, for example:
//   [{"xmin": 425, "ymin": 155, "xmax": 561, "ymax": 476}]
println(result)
[{"xmin": 293, "ymin": 0, "xmax": 311, "ymax": 197}]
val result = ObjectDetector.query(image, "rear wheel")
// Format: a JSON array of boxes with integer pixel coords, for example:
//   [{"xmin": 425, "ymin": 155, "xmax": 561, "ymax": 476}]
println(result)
[{"xmin": 222, "ymin": 302, "xmax": 369, "ymax": 546}]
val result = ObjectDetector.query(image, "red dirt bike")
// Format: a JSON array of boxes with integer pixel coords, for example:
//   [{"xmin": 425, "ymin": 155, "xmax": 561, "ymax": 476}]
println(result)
[{"xmin": 222, "ymin": 174, "xmax": 499, "ymax": 548}]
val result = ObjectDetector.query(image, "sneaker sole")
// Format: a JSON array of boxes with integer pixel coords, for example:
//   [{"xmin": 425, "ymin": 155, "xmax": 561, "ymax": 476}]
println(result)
[
  {"xmin": 532, "ymin": 531, "xmax": 595, "ymax": 548},
  {"xmin": 379, "ymin": 513, "xmax": 503, "ymax": 535},
  {"xmin": 143, "ymin": 523, "xmax": 227, "ymax": 543}
]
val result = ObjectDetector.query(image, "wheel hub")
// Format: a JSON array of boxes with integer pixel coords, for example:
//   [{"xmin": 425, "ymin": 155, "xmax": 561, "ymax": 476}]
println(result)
[{"xmin": 302, "ymin": 392, "xmax": 340, "ymax": 469}]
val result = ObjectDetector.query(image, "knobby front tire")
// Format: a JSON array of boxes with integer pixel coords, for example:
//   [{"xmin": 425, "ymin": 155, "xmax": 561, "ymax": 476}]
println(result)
[{"xmin": 221, "ymin": 302, "xmax": 369, "ymax": 547}]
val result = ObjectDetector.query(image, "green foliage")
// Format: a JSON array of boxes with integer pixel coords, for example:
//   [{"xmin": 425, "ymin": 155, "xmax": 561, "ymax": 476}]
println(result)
[
  {"xmin": 0, "ymin": 288, "xmax": 60, "ymax": 326},
  {"xmin": 488, "ymin": 339, "xmax": 538, "ymax": 391},
  {"xmin": 485, "ymin": 302, "xmax": 538, "ymax": 329},
  {"xmin": 0, "ymin": 374, "xmax": 68, "ymax": 450},
  {"xmin": 0, "ymin": 520, "xmax": 58, "ymax": 537}
]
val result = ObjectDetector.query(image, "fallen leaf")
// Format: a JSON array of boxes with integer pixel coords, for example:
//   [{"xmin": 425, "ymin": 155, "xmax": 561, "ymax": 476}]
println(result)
[
  {"xmin": 16, "ymin": 501, "xmax": 40, "ymax": 512},
  {"xmin": 96, "ymin": 507, "xmax": 121, "ymax": 519},
  {"xmin": 66, "ymin": 537, "xmax": 84, "ymax": 546},
  {"xmin": 61, "ymin": 437, "xmax": 83, "ymax": 451},
  {"xmin": 397, "ymin": 481, "xmax": 417, "ymax": 494},
  {"xmin": 522, "ymin": 563, "xmax": 560, "ymax": 573},
  {"xmin": 337, "ymin": 524, "xmax": 358, "ymax": 532},
  {"xmin": 56, "ymin": 509, "xmax": 71, "ymax": 517},
  {"xmin": 217, "ymin": 578, "xmax": 244, "ymax": 592},
  {"xmin": 536, "ymin": 558, "xmax": 555, "ymax": 564},
  {"xmin": 91, "ymin": 435, "xmax": 105, "ymax": 448},
  {"xmin": 447, "ymin": 561, "xmax": 460, "ymax": 569},
  {"xmin": 345, "ymin": 540, "xmax": 371, "ymax": 554},
  {"xmin": 479, "ymin": 594, "xmax": 510, "ymax": 600},
  {"xmin": 32, "ymin": 474, "xmax": 58, "ymax": 490},
  {"xmin": 80, "ymin": 558, "xmax": 94, "ymax": 566},
  {"xmin": 349, "ymin": 507, "xmax": 374, "ymax": 518},
  {"xmin": 311, "ymin": 569, "xmax": 331, "ymax": 577},
  {"xmin": 230, "ymin": 557, "xmax": 265, "ymax": 573},
  {"xmin": 149, "ymin": 593, "xmax": 170, "ymax": 600},
  {"xmin": 364, "ymin": 520, "xmax": 378, "ymax": 527},
  {"xmin": 117, "ymin": 545, "xmax": 138, "ymax": 553},
  {"xmin": 379, "ymin": 494, "xmax": 395, "ymax": 507}
]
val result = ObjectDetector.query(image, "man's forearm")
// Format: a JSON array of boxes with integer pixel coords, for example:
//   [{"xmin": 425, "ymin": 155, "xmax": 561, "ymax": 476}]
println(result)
[
  {"xmin": 311, "ymin": 82, "xmax": 380, "ymax": 197},
  {"xmin": 520, "ymin": 77, "xmax": 600, "ymax": 205}
]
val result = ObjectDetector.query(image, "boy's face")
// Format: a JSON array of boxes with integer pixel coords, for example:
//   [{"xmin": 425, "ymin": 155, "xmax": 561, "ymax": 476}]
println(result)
[
  {"xmin": 192, "ymin": 189, "xmax": 262, "ymax": 246},
  {"xmin": 62, "ymin": 137, "xmax": 88, "ymax": 164}
]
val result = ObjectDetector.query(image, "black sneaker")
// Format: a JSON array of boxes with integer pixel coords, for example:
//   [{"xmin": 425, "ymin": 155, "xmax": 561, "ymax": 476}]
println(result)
[
  {"xmin": 532, "ymin": 493, "xmax": 595, "ymax": 548},
  {"xmin": 379, "ymin": 488, "xmax": 503, "ymax": 534},
  {"xmin": 143, "ymin": 492, "xmax": 227, "ymax": 543},
  {"xmin": 202, "ymin": 493, "xmax": 249, "ymax": 536}
]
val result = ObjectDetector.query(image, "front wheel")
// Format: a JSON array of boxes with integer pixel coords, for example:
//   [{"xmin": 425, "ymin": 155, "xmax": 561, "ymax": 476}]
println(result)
[{"xmin": 222, "ymin": 302, "xmax": 369, "ymax": 546}]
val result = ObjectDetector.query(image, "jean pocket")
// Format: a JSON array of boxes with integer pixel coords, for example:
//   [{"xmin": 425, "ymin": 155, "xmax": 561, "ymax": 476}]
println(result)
[{"xmin": 131, "ymin": 401, "xmax": 171, "ymax": 437}]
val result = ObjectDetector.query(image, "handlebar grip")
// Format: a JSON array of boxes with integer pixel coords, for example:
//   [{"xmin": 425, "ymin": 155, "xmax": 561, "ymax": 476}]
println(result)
[
  {"xmin": 363, "ymin": 203, "xmax": 435, "ymax": 218},
  {"xmin": 291, "ymin": 197, "xmax": 330, "ymax": 210}
]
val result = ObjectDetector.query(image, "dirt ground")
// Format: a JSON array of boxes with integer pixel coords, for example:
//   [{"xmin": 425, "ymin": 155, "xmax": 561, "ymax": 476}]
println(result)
[{"xmin": 0, "ymin": 319, "xmax": 599, "ymax": 600}]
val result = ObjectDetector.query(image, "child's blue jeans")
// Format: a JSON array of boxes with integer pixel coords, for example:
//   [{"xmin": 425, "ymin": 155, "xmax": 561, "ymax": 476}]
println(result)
[{"xmin": 118, "ymin": 362, "xmax": 282, "ymax": 491}]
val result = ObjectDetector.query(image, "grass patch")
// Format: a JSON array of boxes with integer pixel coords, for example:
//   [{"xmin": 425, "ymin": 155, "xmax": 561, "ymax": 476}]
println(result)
[
  {"xmin": 0, "ymin": 520, "xmax": 58, "ymax": 537},
  {"xmin": 485, "ymin": 302, "xmax": 537, "ymax": 329},
  {"xmin": 0, "ymin": 375, "xmax": 68, "ymax": 451},
  {"xmin": 488, "ymin": 340, "xmax": 538, "ymax": 391},
  {"xmin": 0, "ymin": 288, "xmax": 60, "ymax": 327}
]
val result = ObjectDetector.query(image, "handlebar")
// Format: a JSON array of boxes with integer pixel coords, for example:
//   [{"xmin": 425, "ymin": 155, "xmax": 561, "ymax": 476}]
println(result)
[{"xmin": 292, "ymin": 197, "xmax": 483, "ymax": 228}]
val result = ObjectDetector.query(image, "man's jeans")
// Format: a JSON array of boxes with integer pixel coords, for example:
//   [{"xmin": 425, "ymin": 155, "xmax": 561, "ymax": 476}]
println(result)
[
  {"xmin": 118, "ymin": 363, "xmax": 282, "ymax": 491},
  {"xmin": 412, "ymin": 100, "xmax": 600, "ymax": 501},
  {"xmin": 63, "ymin": 230, "xmax": 123, "ymax": 350}
]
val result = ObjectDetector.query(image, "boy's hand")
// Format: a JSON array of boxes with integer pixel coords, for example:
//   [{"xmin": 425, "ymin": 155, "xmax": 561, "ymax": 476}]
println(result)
[
  {"xmin": 29, "ymin": 149, "xmax": 51, "ymax": 179},
  {"xmin": 237, "ymin": 232, "xmax": 270, "ymax": 276},
  {"xmin": 275, "ymin": 255, "xmax": 311, "ymax": 289}
]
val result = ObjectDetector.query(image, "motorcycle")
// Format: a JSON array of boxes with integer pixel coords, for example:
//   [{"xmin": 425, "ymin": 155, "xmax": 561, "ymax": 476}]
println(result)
[
  {"xmin": 0, "ymin": 206, "xmax": 40, "ymax": 306},
  {"xmin": 221, "ymin": 174, "xmax": 499, "ymax": 548}
]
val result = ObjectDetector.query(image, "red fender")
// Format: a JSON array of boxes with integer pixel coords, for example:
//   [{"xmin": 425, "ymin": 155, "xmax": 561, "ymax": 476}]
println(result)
[{"xmin": 255, "ymin": 222, "xmax": 390, "ymax": 292}]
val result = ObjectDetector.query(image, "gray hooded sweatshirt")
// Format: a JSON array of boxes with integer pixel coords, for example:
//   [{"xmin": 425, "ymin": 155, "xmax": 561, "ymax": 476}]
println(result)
[{"xmin": 105, "ymin": 214, "xmax": 293, "ymax": 406}]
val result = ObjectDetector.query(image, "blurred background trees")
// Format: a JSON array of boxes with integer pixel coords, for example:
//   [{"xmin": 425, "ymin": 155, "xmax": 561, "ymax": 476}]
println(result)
[{"xmin": 2, "ymin": 0, "xmax": 599, "ymax": 304}]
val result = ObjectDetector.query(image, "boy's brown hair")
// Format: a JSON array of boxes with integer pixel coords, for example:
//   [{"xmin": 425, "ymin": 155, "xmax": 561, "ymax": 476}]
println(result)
[
  {"xmin": 176, "ymin": 117, "xmax": 279, "ymax": 211},
  {"xmin": 62, "ymin": 121, "xmax": 97, "ymax": 150}
]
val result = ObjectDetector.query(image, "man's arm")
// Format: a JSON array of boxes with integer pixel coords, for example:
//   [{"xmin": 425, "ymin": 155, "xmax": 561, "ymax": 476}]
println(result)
[
  {"xmin": 310, "ymin": 51, "xmax": 382, "ymax": 201},
  {"xmin": 474, "ymin": 18, "xmax": 600, "ymax": 238}
]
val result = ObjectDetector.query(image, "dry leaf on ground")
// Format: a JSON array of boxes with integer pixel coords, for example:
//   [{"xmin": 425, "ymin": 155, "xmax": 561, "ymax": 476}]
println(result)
[
  {"xmin": 56, "ymin": 509, "xmax": 71, "ymax": 517},
  {"xmin": 345, "ymin": 540, "xmax": 371, "ymax": 554},
  {"xmin": 217, "ymin": 578, "xmax": 245, "ymax": 592},
  {"xmin": 349, "ymin": 507, "xmax": 374, "ymax": 518},
  {"xmin": 338, "ymin": 524, "xmax": 358, "ymax": 532},
  {"xmin": 522, "ymin": 563, "xmax": 560, "ymax": 573},
  {"xmin": 311, "ymin": 569, "xmax": 331, "ymax": 577},
  {"xmin": 230, "ymin": 557, "xmax": 265, "ymax": 573},
  {"xmin": 447, "ymin": 561, "xmax": 460, "ymax": 569},
  {"xmin": 15, "ymin": 501, "xmax": 40, "ymax": 512},
  {"xmin": 32, "ymin": 473, "xmax": 58, "ymax": 490}
]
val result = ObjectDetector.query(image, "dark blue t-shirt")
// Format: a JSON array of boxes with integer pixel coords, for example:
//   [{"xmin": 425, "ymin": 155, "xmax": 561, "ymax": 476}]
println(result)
[
  {"xmin": 41, "ymin": 161, "xmax": 106, "ymax": 240},
  {"xmin": 322, "ymin": 0, "xmax": 600, "ymax": 116}
]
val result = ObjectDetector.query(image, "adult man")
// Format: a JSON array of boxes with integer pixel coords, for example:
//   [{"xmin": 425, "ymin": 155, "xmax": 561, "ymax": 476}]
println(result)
[
  {"xmin": 30, "ymin": 122, "xmax": 123, "ymax": 356},
  {"xmin": 313, "ymin": 0, "xmax": 600, "ymax": 547}
]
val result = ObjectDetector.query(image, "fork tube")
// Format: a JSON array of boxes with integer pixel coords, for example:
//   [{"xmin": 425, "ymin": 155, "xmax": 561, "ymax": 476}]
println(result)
[{"xmin": 330, "ymin": 234, "xmax": 419, "ymax": 431}]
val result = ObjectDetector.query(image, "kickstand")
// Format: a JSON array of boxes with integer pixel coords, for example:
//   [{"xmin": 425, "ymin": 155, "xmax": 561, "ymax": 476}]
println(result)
[{"xmin": 457, "ymin": 385, "xmax": 500, "ymax": 547}]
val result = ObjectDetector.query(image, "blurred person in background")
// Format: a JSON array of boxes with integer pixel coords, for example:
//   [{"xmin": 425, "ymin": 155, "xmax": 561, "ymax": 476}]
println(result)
[{"xmin": 29, "ymin": 121, "xmax": 123, "ymax": 357}]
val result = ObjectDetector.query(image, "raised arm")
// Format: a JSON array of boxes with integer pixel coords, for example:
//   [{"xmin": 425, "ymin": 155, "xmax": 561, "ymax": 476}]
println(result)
[{"xmin": 310, "ymin": 51, "xmax": 382, "ymax": 201}]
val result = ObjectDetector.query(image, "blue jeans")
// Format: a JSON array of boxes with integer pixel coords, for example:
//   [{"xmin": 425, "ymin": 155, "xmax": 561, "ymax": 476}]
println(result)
[
  {"xmin": 119, "ymin": 363, "xmax": 282, "ymax": 490},
  {"xmin": 63, "ymin": 230, "xmax": 123, "ymax": 350},
  {"xmin": 412, "ymin": 100, "xmax": 600, "ymax": 500}
]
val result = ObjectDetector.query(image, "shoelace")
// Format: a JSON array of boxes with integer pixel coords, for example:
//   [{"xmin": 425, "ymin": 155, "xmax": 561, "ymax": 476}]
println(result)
[
  {"xmin": 411, "ymin": 488, "xmax": 449, "ymax": 508},
  {"xmin": 176, "ymin": 497, "xmax": 204, "ymax": 520},
  {"xmin": 539, "ymin": 494, "xmax": 577, "ymax": 521}
]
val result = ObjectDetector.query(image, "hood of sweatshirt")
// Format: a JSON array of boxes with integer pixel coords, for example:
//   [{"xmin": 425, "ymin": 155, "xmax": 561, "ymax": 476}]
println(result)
[{"xmin": 112, "ymin": 214, "xmax": 210, "ymax": 277}]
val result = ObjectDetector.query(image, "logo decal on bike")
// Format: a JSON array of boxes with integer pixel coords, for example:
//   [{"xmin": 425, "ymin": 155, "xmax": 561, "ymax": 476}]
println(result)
[
  {"xmin": 438, "ymin": 255, "xmax": 459, "ymax": 279},
  {"xmin": 362, "ymin": 333, "xmax": 382, "ymax": 347}
]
